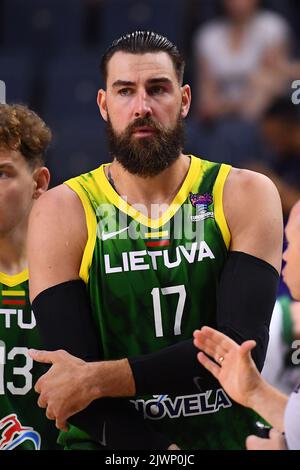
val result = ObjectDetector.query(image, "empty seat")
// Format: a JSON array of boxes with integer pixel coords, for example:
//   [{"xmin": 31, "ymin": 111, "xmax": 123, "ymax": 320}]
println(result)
[
  {"xmin": 3, "ymin": 0, "xmax": 84, "ymax": 54},
  {"xmin": 99, "ymin": 0, "xmax": 184, "ymax": 48},
  {"xmin": 0, "ymin": 52, "xmax": 33, "ymax": 103},
  {"xmin": 43, "ymin": 51, "xmax": 102, "ymax": 126},
  {"xmin": 48, "ymin": 117, "xmax": 109, "ymax": 185}
]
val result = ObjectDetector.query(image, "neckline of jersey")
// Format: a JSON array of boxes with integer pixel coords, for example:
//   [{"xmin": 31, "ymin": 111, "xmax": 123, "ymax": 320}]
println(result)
[
  {"xmin": 97, "ymin": 155, "xmax": 202, "ymax": 229},
  {"xmin": 0, "ymin": 268, "xmax": 29, "ymax": 287}
]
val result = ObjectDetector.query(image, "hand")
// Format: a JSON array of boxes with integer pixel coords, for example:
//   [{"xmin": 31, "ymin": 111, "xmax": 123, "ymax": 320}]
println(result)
[
  {"xmin": 193, "ymin": 326, "xmax": 262, "ymax": 408},
  {"xmin": 29, "ymin": 349, "xmax": 97, "ymax": 430},
  {"xmin": 246, "ymin": 428, "xmax": 287, "ymax": 450},
  {"xmin": 167, "ymin": 443, "xmax": 180, "ymax": 450}
]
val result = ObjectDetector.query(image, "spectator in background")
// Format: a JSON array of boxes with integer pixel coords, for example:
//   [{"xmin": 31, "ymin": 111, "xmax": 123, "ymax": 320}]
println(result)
[
  {"xmin": 250, "ymin": 97, "xmax": 300, "ymax": 219},
  {"xmin": 262, "ymin": 296, "xmax": 300, "ymax": 394},
  {"xmin": 194, "ymin": 0, "xmax": 290, "ymax": 123}
]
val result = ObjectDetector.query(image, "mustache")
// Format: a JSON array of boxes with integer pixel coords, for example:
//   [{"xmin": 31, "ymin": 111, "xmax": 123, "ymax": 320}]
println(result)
[{"xmin": 127, "ymin": 117, "xmax": 162, "ymax": 134}]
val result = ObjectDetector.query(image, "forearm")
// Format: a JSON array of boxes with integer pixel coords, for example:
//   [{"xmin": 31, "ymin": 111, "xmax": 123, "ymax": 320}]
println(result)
[
  {"xmin": 69, "ymin": 360, "xmax": 172, "ymax": 449},
  {"xmin": 69, "ymin": 398, "xmax": 172, "ymax": 450},
  {"xmin": 248, "ymin": 379, "xmax": 288, "ymax": 432},
  {"xmin": 216, "ymin": 252, "xmax": 279, "ymax": 371},
  {"xmin": 128, "ymin": 338, "xmax": 219, "ymax": 396},
  {"xmin": 32, "ymin": 281, "xmax": 171, "ymax": 449},
  {"xmin": 86, "ymin": 358, "xmax": 136, "ymax": 398}
]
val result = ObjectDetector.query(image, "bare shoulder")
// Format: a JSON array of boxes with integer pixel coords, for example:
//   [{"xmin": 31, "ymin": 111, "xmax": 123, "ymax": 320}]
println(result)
[
  {"xmin": 31, "ymin": 183, "xmax": 85, "ymax": 219},
  {"xmin": 28, "ymin": 184, "xmax": 87, "ymax": 300},
  {"xmin": 225, "ymin": 167, "xmax": 280, "ymax": 197},
  {"xmin": 29, "ymin": 184, "xmax": 87, "ymax": 250},
  {"xmin": 224, "ymin": 167, "xmax": 282, "ymax": 223},
  {"xmin": 223, "ymin": 168, "xmax": 283, "ymax": 272}
]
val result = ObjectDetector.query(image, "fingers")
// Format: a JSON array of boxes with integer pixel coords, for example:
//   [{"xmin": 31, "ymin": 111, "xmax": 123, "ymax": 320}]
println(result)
[
  {"xmin": 28, "ymin": 349, "xmax": 56, "ymax": 364},
  {"xmin": 197, "ymin": 351, "xmax": 221, "ymax": 379},
  {"xmin": 193, "ymin": 327, "xmax": 232, "ymax": 353},
  {"xmin": 269, "ymin": 428, "xmax": 281, "ymax": 439},
  {"xmin": 29, "ymin": 348, "xmax": 70, "ymax": 364},
  {"xmin": 194, "ymin": 328, "xmax": 257, "ymax": 365},
  {"xmin": 167, "ymin": 443, "xmax": 181, "ymax": 450},
  {"xmin": 46, "ymin": 408, "xmax": 69, "ymax": 432},
  {"xmin": 196, "ymin": 338, "xmax": 227, "ymax": 362},
  {"xmin": 246, "ymin": 434, "xmax": 277, "ymax": 450},
  {"xmin": 34, "ymin": 376, "xmax": 44, "ymax": 394},
  {"xmin": 246, "ymin": 435, "xmax": 263, "ymax": 450},
  {"xmin": 194, "ymin": 326, "xmax": 235, "ymax": 349},
  {"xmin": 240, "ymin": 340, "xmax": 257, "ymax": 356},
  {"xmin": 46, "ymin": 406, "xmax": 56, "ymax": 421},
  {"xmin": 55, "ymin": 418, "xmax": 69, "ymax": 432},
  {"xmin": 193, "ymin": 330, "xmax": 229, "ymax": 361},
  {"xmin": 37, "ymin": 393, "xmax": 47, "ymax": 408},
  {"xmin": 37, "ymin": 395, "xmax": 69, "ymax": 432}
]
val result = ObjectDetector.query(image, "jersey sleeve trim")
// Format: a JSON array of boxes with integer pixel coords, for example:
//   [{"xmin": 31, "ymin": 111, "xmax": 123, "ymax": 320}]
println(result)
[
  {"xmin": 213, "ymin": 163, "xmax": 231, "ymax": 249},
  {"xmin": 64, "ymin": 179, "xmax": 97, "ymax": 284},
  {"xmin": 0, "ymin": 268, "xmax": 29, "ymax": 286}
]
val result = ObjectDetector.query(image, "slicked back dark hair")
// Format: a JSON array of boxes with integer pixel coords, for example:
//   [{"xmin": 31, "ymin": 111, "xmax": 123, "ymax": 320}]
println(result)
[{"xmin": 101, "ymin": 31, "xmax": 185, "ymax": 85}]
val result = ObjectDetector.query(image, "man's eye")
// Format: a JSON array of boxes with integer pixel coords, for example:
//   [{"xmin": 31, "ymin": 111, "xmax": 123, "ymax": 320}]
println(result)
[
  {"xmin": 119, "ymin": 88, "xmax": 132, "ymax": 96},
  {"xmin": 0, "ymin": 172, "xmax": 8, "ymax": 179},
  {"xmin": 149, "ymin": 86, "xmax": 165, "ymax": 95}
]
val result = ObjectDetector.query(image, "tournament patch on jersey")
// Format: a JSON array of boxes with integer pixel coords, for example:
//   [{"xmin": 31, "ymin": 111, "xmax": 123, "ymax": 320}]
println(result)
[{"xmin": 189, "ymin": 192, "xmax": 214, "ymax": 222}]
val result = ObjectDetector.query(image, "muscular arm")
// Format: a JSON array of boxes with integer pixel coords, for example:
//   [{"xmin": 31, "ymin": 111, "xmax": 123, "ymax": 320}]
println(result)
[
  {"xmin": 225, "ymin": 168, "xmax": 282, "ymax": 272},
  {"xmin": 28, "ymin": 185, "xmax": 85, "ymax": 300},
  {"xmin": 215, "ymin": 169, "xmax": 282, "ymax": 370},
  {"xmin": 28, "ymin": 185, "xmax": 135, "ymax": 392},
  {"xmin": 28, "ymin": 185, "xmax": 172, "ymax": 449}
]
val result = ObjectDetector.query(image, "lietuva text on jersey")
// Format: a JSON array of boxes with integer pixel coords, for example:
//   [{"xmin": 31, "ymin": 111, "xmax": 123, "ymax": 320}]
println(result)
[{"xmin": 104, "ymin": 241, "xmax": 214, "ymax": 274}]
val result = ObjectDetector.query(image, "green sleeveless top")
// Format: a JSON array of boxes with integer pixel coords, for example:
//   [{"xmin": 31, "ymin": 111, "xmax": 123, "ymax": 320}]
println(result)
[
  {"xmin": 63, "ymin": 156, "xmax": 258, "ymax": 449},
  {"xmin": 0, "ymin": 270, "xmax": 59, "ymax": 450}
]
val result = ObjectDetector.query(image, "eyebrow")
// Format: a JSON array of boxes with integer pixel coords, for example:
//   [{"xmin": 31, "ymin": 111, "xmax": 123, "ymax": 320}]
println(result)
[
  {"xmin": 147, "ymin": 77, "xmax": 172, "ymax": 85},
  {"xmin": 112, "ymin": 80, "xmax": 135, "ymax": 88},
  {"xmin": 0, "ymin": 163, "xmax": 15, "ymax": 169},
  {"xmin": 112, "ymin": 77, "xmax": 173, "ymax": 88}
]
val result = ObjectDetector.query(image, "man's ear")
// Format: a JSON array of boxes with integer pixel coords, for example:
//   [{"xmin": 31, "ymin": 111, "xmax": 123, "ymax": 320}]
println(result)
[
  {"xmin": 32, "ymin": 167, "xmax": 50, "ymax": 199},
  {"xmin": 97, "ymin": 89, "xmax": 108, "ymax": 122},
  {"xmin": 181, "ymin": 84, "xmax": 191, "ymax": 118}
]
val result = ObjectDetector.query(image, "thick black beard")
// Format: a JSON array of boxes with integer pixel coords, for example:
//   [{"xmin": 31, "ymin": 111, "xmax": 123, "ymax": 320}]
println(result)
[{"xmin": 106, "ymin": 113, "xmax": 184, "ymax": 177}]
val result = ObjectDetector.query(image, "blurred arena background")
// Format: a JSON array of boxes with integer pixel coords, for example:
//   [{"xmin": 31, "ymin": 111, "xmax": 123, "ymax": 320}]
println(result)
[{"xmin": 0, "ymin": 0, "xmax": 299, "ymax": 186}]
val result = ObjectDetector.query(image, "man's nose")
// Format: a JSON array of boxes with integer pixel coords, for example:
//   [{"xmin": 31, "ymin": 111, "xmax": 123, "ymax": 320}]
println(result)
[{"xmin": 134, "ymin": 91, "xmax": 152, "ymax": 118}]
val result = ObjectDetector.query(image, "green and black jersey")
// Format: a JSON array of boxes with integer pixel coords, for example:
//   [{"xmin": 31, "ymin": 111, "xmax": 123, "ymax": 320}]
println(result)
[
  {"xmin": 0, "ymin": 270, "xmax": 59, "ymax": 450},
  {"xmin": 63, "ymin": 155, "xmax": 258, "ymax": 449}
]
